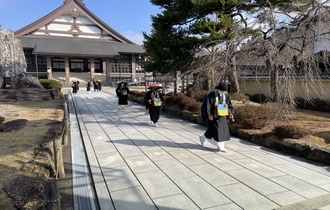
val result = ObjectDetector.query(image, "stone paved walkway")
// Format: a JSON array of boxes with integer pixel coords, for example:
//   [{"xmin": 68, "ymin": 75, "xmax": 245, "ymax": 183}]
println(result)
[{"xmin": 68, "ymin": 87, "xmax": 330, "ymax": 210}]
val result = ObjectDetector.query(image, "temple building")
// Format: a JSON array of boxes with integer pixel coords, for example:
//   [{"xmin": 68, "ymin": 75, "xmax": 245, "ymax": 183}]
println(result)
[{"xmin": 15, "ymin": 0, "xmax": 145, "ymax": 85}]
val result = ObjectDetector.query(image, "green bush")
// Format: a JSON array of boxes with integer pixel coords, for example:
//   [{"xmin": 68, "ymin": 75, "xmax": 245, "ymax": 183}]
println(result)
[
  {"xmin": 273, "ymin": 124, "xmax": 311, "ymax": 139},
  {"xmin": 39, "ymin": 79, "xmax": 63, "ymax": 90}
]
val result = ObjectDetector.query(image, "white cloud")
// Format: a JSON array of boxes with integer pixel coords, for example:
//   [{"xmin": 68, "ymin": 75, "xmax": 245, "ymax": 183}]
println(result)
[{"xmin": 122, "ymin": 30, "xmax": 144, "ymax": 46}]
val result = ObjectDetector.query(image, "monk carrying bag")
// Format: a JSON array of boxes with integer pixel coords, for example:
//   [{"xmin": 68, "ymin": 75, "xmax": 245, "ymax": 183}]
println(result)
[
  {"xmin": 215, "ymin": 92, "xmax": 228, "ymax": 117},
  {"xmin": 121, "ymin": 89, "xmax": 128, "ymax": 95},
  {"xmin": 152, "ymin": 98, "xmax": 162, "ymax": 106}
]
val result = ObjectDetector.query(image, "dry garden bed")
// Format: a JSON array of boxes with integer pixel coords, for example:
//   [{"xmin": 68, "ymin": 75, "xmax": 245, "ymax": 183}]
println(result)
[{"xmin": 0, "ymin": 89, "xmax": 64, "ymax": 209}]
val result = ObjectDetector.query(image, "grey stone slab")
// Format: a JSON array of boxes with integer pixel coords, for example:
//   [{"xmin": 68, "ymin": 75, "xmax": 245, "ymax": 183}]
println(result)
[
  {"xmin": 233, "ymin": 158, "xmax": 286, "ymax": 178},
  {"xmin": 154, "ymin": 158, "xmax": 196, "ymax": 180},
  {"xmin": 267, "ymin": 191, "xmax": 306, "ymax": 206},
  {"xmin": 136, "ymin": 170, "xmax": 182, "ymax": 199},
  {"xmin": 132, "ymin": 138, "xmax": 159, "ymax": 148},
  {"xmin": 169, "ymin": 150, "xmax": 206, "ymax": 166},
  {"xmin": 102, "ymin": 165, "xmax": 141, "ymax": 192},
  {"xmin": 270, "ymin": 175, "xmax": 329, "ymax": 198},
  {"xmin": 319, "ymin": 183, "xmax": 330, "ymax": 192},
  {"xmin": 227, "ymin": 168, "xmax": 287, "ymax": 195},
  {"xmin": 153, "ymin": 194, "xmax": 199, "ymax": 210},
  {"xmin": 224, "ymin": 140, "xmax": 252, "ymax": 152},
  {"xmin": 206, "ymin": 203, "xmax": 243, "ymax": 210},
  {"xmin": 189, "ymin": 163, "xmax": 238, "ymax": 187},
  {"xmin": 111, "ymin": 186, "xmax": 157, "ymax": 210},
  {"xmin": 218, "ymin": 183, "xmax": 279, "ymax": 210},
  {"xmin": 274, "ymin": 194, "xmax": 330, "ymax": 210},
  {"xmin": 153, "ymin": 140, "xmax": 183, "ymax": 152},
  {"xmin": 174, "ymin": 176, "xmax": 231, "ymax": 209},
  {"xmin": 111, "ymin": 138, "xmax": 136, "ymax": 147},
  {"xmin": 141, "ymin": 147, "xmax": 173, "ymax": 161},
  {"xmin": 186, "ymin": 144, "xmax": 220, "ymax": 156},
  {"xmin": 125, "ymin": 155, "xmax": 159, "ymax": 174},
  {"xmin": 215, "ymin": 149, "xmax": 249, "ymax": 160},
  {"xmin": 96, "ymin": 151, "xmax": 126, "ymax": 168},
  {"xmin": 92, "ymin": 142, "xmax": 117, "ymax": 154},
  {"xmin": 116, "ymin": 144, "xmax": 145, "ymax": 158},
  {"xmin": 320, "ymin": 204, "xmax": 330, "ymax": 210},
  {"xmin": 240, "ymin": 150, "xmax": 292, "ymax": 165},
  {"xmin": 200, "ymin": 153, "xmax": 243, "ymax": 171},
  {"xmin": 272, "ymin": 164, "xmax": 330, "ymax": 186}
]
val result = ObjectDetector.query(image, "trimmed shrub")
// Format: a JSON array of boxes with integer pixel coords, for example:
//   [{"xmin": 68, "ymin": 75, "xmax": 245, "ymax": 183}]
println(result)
[
  {"xmin": 234, "ymin": 103, "xmax": 284, "ymax": 129},
  {"xmin": 296, "ymin": 97, "xmax": 330, "ymax": 112},
  {"xmin": 178, "ymin": 97, "xmax": 196, "ymax": 110},
  {"xmin": 273, "ymin": 124, "xmax": 311, "ymax": 139},
  {"xmin": 250, "ymin": 93, "xmax": 268, "ymax": 104},
  {"xmin": 130, "ymin": 90, "xmax": 145, "ymax": 97},
  {"xmin": 39, "ymin": 79, "xmax": 63, "ymax": 90},
  {"xmin": 230, "ymin": 92, "xmax": 250, "ymax": 103},
  {"xmin": 165, "ymin": 92, "xmax": 175, "ymax": 96},
  {"xmin": 187, "ymin": 102, "xmax": 201, "ymax": 113},
  {"xmin": 0, "ymin": 116, "xmax": 5, "ymax": 124},
  {"xmin": 186, "ymin": 90, "xmax": 208, "ymax": 102}
]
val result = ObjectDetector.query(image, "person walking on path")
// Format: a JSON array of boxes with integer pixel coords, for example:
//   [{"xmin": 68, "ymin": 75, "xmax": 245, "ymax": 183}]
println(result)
[
  {"xmin": 115, "ymin": 81, "xmax": 130, "ymax": 109},
  {"xmin": 71, "ymin": 80, "xmax": 78, "ymax": 94},
  {"xmin": 97, "ymin": 80, "xmax": 102, "ymax": 91},
  {"xmin": 144, "ymin": 83, "xmax": 164, "ymax": 126},
  {"xmin": 86, "ymin": 80, "xmax": 91, "ymax": 92},
  {"xmin": 200, "ymin": 82, "xmax": 234, "ymax": 152},
  {"xmin": 93, "ymin": 80, "xmax": 99, "ymax": 91},
  {"xmin": 76, "ymin": 80, "xmax": 80, "ymax": 92}
]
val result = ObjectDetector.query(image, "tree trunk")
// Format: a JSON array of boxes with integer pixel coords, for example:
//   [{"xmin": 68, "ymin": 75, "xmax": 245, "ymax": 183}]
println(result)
[
  {"xmin": 268, "ymin": 59, "xmax": 279, "ymax": 102},
  {"xmin": 228, "ymin": 56, "xmax": 240, "ymax": 93}
]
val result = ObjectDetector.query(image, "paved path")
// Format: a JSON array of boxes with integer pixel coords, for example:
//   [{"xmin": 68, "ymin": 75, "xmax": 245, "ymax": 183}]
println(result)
[{"xmin": 68, "ymin": 87, "xmax": 330, "ymax": 210}]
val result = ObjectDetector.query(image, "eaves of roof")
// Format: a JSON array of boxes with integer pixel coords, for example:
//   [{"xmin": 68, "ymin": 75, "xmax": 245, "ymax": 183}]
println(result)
[{"xmin": 19, "ymin": 37, "xmax": 145, "ymax": 57}]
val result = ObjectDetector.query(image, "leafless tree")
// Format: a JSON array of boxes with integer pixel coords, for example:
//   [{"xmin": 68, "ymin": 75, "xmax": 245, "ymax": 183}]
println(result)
[{"xmin": 188, "ymin": 0, "xmax": 330, "ymax": 110}]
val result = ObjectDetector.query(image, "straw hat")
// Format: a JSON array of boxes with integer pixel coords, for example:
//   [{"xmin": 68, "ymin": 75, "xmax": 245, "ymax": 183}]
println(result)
[
  {"xmin": 147, "ymin": 83, "xmax": 162, "ymax": 89},
  {"xmin": 117, "ymin": 81, "xmax": 128, "ymax": 86}
]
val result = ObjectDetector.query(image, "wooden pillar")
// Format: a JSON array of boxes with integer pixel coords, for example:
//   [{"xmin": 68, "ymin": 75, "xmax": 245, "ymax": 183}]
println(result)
[
  {"xmin": 105, "ymin": 58, "xmax": 111, "ymax": 82},
  {"xmin": 131, "ymin": 55, "xmax": 136, "ymax": 81},
  {"xmin": 65, "ymin": 57, "xmax": 70, "ymax": 85},
  {"xmin": 90, "ymin": 58, "xmax": 95, "ymax": 80},
  {"xmin": 102, "ymin": 60, "xmax": 106, "ymax": 74},
  {"xmin": 46, "ymin": 56, "xmax": 52, "ymax": 80}
]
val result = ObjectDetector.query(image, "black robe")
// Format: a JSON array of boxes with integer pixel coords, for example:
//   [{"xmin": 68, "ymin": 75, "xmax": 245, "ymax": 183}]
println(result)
[
  {"xmin": 86, "ymin": 82, "xmax": 91, "ymax": 91},
  {"xmin": 204, "ymin": 90, "xmax": 234, "ymax": 142},
  {"xmin": 116, "ymin": 86, "xmax": 130, "ymax": 105},
  {"xmin": 144, "ymin": 90, "xmax": 164, "ymax": 123},
  {"xmin": 72, "ymin": 82, "xmax": 77, "ymax": 93}
]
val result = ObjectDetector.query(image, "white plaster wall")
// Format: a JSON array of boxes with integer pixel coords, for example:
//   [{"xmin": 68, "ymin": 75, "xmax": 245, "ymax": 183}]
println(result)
[
  {"xmin": 48, "ymin": 24, "xmax": 71, "ymax": 31},
  {"xmin": 239, "ymin": 79, "xmax": 330, "ymax": 101}
]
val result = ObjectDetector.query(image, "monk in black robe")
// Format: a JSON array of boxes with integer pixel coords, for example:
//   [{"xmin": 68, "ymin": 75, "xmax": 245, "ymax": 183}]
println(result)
[
  {"xmin": 116, "ymin": 82, "xmax": 130, "ymax": 109},
  {"xmin": 199, "ymin": 82, "xmax": 234, "ymax": 152},
  {"xmin": 144, "ymin": 84, "xmax": 164, "ymax": 126}
]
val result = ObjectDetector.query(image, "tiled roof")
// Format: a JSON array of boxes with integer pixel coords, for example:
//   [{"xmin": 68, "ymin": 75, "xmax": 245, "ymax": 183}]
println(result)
[{"xmin": 19, "ymin": 37, "xmax": 144, "ymax": 57}]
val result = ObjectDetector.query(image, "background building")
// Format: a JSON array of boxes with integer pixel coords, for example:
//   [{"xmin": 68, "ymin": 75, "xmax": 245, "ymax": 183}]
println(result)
[{"xmin": 15, "ymin": 0, "xmax": 145, "ymax": 86}]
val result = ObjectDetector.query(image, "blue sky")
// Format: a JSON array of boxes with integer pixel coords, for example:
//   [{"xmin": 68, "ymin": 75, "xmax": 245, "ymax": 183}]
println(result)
[{"xmin": 0, "ymin": 0, "xmax": 161, "ymax": 45}]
